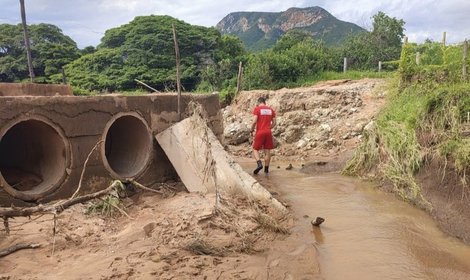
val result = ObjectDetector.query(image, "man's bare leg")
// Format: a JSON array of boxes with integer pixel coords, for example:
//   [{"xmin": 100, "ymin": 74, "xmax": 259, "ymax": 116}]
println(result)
[
  {"xmin": 253, "ymin": 149, "xmax": 261, "ymax": 161},
  {"xmin": 264, "ymin": 150, "xmax": 271, "ymax": 173}
]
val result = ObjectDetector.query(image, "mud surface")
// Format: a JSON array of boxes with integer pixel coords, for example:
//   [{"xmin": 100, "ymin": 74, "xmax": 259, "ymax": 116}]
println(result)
[
  {"xmin": 239, "ymin": 159, "xmax": 470, "ymax": 280},
  {"xmin": 0, "ymin": 184, "xmax": 295, "ymax": 280}
]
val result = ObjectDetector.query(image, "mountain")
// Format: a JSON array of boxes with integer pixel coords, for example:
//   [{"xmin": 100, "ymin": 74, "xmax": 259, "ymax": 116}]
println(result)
[{"xmin": 216, "ymin": 6, "xmax": 365, "ymax": 51}]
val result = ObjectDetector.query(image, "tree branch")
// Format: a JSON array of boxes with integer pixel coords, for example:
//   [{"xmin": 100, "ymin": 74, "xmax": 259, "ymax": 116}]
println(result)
[
  {"xmin": 0, "ymin": 243, "xmax": 40, "ymax": 258},
  {"xmin": 0, "ymin": 181, "xmax": 123, "ymax": 218}
]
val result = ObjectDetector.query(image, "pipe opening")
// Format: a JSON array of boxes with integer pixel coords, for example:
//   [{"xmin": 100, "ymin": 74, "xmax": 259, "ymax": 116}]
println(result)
[
  {"xmin": 0, "ymin": 119, "xmax": 68, "ymax": 200},
  {"xmin": 102, "ymin": 114, "xmax": 152, "ymax": 179}
]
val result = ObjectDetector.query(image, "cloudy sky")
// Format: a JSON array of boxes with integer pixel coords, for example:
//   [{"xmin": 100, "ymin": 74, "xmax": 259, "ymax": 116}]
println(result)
[{"xmin": 0, "ymin": 0, "xmax": 468, "ymax": 48}]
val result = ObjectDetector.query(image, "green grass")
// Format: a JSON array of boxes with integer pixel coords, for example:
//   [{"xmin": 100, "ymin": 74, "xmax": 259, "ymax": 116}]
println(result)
[{"xmin": 343, "ymin": 79, "xmax": 470, "ymax": 207}]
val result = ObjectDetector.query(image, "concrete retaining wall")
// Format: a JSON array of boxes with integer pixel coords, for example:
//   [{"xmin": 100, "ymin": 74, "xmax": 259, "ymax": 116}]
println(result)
[
  {"xmin": 0, "ymin": 93, "xmax": 223, "ymax": 206},
  {"xmin": 0, "ymin": 83, "xmax": 73, "ymax": 96}
]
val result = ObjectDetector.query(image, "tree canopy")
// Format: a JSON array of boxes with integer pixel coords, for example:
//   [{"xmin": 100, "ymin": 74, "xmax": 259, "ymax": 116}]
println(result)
[
  {"xmin": 0, "ymin": 11, "xmax": 405, "ymax": 94},
  {"xmin": 340, "ymin": 11, "xmax": 405, "ymax": 69},
  {"xmin": 0, "ymin": 23, "xmax": 80, "ymax": 82},
  {"xmin": 64, "ymin": 15, "xmax": 245, "ymax": 92}
]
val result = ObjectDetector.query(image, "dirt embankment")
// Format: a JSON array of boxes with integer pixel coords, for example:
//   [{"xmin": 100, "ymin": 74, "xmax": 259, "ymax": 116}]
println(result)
[
  {"xmin": 416, "ymin": 149, "xmax": 470, "ymax": 243},
  {"xmin": 223, "ymin": 79, "xmax": 387, "ymax": 168}
]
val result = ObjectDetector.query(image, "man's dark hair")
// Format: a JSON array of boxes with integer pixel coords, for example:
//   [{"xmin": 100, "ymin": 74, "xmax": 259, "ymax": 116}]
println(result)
[{"xmin": 257, "ymin": 96, "xmax": 266, "ymax": 104}]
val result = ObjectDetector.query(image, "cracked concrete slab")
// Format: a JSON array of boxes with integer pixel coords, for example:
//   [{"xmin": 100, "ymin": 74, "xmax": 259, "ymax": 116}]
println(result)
[{"xmin": 156, "ymin": 115, "xmax": 287, "ymax": 213}]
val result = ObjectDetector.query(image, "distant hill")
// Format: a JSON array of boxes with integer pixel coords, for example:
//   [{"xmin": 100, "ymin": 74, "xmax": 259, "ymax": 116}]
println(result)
[{"xmin": 216, "ymin": 6, "xmax": 365, "ymax": 51}]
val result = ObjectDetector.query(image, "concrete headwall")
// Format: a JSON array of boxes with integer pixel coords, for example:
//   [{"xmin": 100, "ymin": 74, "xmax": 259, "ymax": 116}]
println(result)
[
  {"xmin": 0, "ymin": 83, "xmax": 73, "ymax": 96},
  {"xmin": 0, "ymin": 93, "xmax": 223, "ymax": 206}
]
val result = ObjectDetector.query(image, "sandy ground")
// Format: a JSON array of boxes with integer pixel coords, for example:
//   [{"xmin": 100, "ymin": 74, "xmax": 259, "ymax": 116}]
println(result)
[{"xmin": 0, "ymin": 180, "xmax": 322, "ymax": 280}]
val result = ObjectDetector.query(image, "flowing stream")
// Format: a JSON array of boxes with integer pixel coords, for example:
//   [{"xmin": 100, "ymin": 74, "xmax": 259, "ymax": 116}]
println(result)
[{"xmin": 243, "ymin": 161, "xmax": 470, "ymax": 280}]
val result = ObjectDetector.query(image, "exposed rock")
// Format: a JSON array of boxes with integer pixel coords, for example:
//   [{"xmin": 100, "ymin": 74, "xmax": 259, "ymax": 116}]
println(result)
[
  {"xmin": 352, "ymin": 121, "xmax": 367, "ymax": 133},
  {"xmin": 320, "ymin": 123, "xmax": 331, "ymax": 132},
  {"xmin": 223, "ymin": 79, "xmax": 386, "ymax": 160},
  {"xmin": 364, "ymin": 120, "xmax": 375, "ymax": 132},
  {"xmin": 281, "ymin": 125, "xmax": 303, "ymax": 143},
  {"xmin": 216, "ymin": 7, "xmax": 365, "ymax": 51},
  {"xmin": 224, "ymin": 122, "xmax": 251, "ymax": 145}
]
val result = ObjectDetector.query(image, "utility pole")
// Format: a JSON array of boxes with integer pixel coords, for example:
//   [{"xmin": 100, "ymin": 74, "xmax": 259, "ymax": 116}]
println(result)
[
  {"xmin": 19, "ymin": 0, "xmax": 35, "ymax": 82},
  {"xmin": 172, "ymin": 24, "xmax": 182, "ymax": 121},
  {"xmin": 464, "ymin": 40, "xmax": 468, "ymax": 81}
]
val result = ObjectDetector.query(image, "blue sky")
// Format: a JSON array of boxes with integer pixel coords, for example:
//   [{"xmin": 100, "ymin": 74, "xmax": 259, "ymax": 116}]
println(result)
[{"xmin": 0, "ymin": 0, "xmax": 468, "ymax": 48}]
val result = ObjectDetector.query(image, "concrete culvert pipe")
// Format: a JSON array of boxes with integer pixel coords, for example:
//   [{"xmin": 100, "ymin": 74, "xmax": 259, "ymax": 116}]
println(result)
[
  {"xmin": 102, "ymin": 113, "xmax": 152, "ymax": 179},
  {"xmin": 0, "ymin": 118, "xmax": 70, "ymax": 201}
]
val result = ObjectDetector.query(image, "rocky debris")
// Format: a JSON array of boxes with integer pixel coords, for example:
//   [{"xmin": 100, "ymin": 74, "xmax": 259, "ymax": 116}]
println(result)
[
  {"xmin": 311, "ymin": 217, "xmax": 325, "ymax": 227},
  {"xmin": 224, "ymin": 122, "xmax": 251, "ymax": 145},
  {"xmin": 223, "ymin": 79, "xmax": 386, "ymax": 161}
]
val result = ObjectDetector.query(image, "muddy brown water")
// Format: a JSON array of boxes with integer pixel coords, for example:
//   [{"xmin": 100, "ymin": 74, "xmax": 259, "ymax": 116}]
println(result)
[{"xmin": 241, "ymin": 160, "xmax": 470, "ymax": 280}]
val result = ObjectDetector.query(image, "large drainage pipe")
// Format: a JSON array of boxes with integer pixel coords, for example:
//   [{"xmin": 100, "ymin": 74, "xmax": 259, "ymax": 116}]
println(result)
[
  {"xmin": 0, "ymin": 117, "xmax": 70, "ymax": 201},
  {"xmin": 101, "ymin": 113, "xmax": 152, "ymax": 179}
]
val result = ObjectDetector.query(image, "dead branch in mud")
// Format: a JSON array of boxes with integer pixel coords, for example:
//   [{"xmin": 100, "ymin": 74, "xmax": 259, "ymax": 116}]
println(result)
[
  {"xmin": 129, "ymin": 180, "xmax": 164, "ymax": 195},
  {"xmin": 3, "ymin": 216, "xmax": 9, "ymax": 235},
  {"xmin": 0, "ymin": 180, "xmax": 123, "ymax": 218},
  {"xmin": 71, "ymin": 140, "xmax": 104, "ymax": 200},
  {"xmin": 0, "ymin": 243, "xmax": 40, "ymax": 258}
]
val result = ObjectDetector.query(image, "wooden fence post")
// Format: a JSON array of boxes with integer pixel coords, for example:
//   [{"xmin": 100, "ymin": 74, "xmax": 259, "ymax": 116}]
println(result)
[
  {"xmin": 343, "ymin": 57, "xmax": 348, "ymax": 73},
  {"xmin": 236, "ymin": 61, "xmax": 243, "ymax": 96},
  {"xmin": 172, "ymin": 24, "xmax": 182, "ymax": 121},
  {"xmin": 378, "ymin": 61, "xmax": 382, "ymax": 72},
  {"xmin": 442, "ymin": 32, "xmax": 447, "ymax": 47},
  {"xmin": 463, "ymin": 40, "xmax": 468, "ymax": 81},
  {"xmin": 416, "ymin": 52, "xmax": 421, "ymax": 65},
  {"xmin": 61, "ymin": 68, "xmax": 67, "ymax": 84},
  {"xmin": 404, "ymin": 36, "xmax": 408, "ymax": 45}
]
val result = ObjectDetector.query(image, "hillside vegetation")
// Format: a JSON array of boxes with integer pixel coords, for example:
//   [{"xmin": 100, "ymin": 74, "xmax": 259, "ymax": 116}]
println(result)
[
  {"xmin": 0, "ymin": 11, "xmax": 403, "ymax": 96},
  {"xmin": 344, "ymin": 40, "xmax": 470, "ymax": 209}
]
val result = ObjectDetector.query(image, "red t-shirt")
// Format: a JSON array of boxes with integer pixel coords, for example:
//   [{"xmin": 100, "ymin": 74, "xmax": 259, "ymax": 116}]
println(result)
[{"xmin": 253, "ymin": 105, "xmax": 276, "ymax": 132}]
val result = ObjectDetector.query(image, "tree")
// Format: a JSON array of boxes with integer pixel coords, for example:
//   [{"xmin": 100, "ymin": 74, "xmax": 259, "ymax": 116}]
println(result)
[
  {"xmin": 340, "ymin": 11, "xmax": 405, "ymax": 69},
  {"xmin": 370, "ymin": 11, "xmax": 405, "ymax": 63},
  {"xmin": 272, "ymin": 30, "xmax": 312, "ymax": 52},
  {"xmin": 0, "ymin": 23, "xmax": 80, "ymax": 82},
  {"xmin": 66, "ymin": 15, "xmax": 228, "ymax": 92},
  {"xmin": 244, "ymin": 33, "xmax": 334, "ymax": 89},
  {"xmin": 198, "ymin": 35, "xmax": 247, "ymax": 95}
]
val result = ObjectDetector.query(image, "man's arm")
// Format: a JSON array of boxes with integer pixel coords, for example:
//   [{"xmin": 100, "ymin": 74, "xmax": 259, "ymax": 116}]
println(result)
[
  {"xmin": 251, "ymin": 115, "xmax": 258, "ymax": 133},
  {"xmin": 271, "ymin": 117, "xmax": 276, "ymax": 129}
]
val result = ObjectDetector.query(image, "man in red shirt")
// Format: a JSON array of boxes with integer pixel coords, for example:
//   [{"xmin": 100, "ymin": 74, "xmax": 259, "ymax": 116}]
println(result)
[{"xmin": 250, "ymin": 96, "xmax": 276, "ymax": 174}]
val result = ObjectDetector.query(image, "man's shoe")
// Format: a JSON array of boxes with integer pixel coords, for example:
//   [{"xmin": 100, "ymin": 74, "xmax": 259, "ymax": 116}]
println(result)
[
  {"xmin": 254, "ymin": 160, "xmax": 263, "ymax": 174},
  {"xmin": 264, "ymin": 166, "xmax": 269, "ymax": 174}
]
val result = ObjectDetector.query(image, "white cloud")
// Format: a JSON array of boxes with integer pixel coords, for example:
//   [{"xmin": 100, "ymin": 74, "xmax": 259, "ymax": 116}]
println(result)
[{"xmin": 0, "ymin": 0, "xmax": 469, "ymax": 48}]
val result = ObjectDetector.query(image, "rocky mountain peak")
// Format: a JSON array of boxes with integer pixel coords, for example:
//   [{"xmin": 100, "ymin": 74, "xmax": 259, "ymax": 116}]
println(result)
[{"xmin": 216, "ymin": 6, "xmax": 364, "ymax": 51}]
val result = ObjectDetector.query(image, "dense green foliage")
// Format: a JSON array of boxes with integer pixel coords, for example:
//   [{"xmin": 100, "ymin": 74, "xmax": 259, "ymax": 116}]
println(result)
[
  {"xmin": 341, "ymin": 11, "xmax": 405, "ymax": 70},
  {"xmin": 63, "ymin": 16, "xmax": 239, "ymax": 92},
  {"xmin": 1, "ymin": 11, "xmax": 400, "ymax": 95},
  {"xmin": 344, "ymin": 40, "xmax": 470, "ymax": 207},
  {"xmin": 0, "ymin": 23, "xmax": 80, "ymax": 82},
  {"xmin": 399, "ymin": 40, "xmax": 469, "ymax": 84},
  {"xmin": 243, "ymin": 34, "xmax": 337, "ymax": 89}
]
